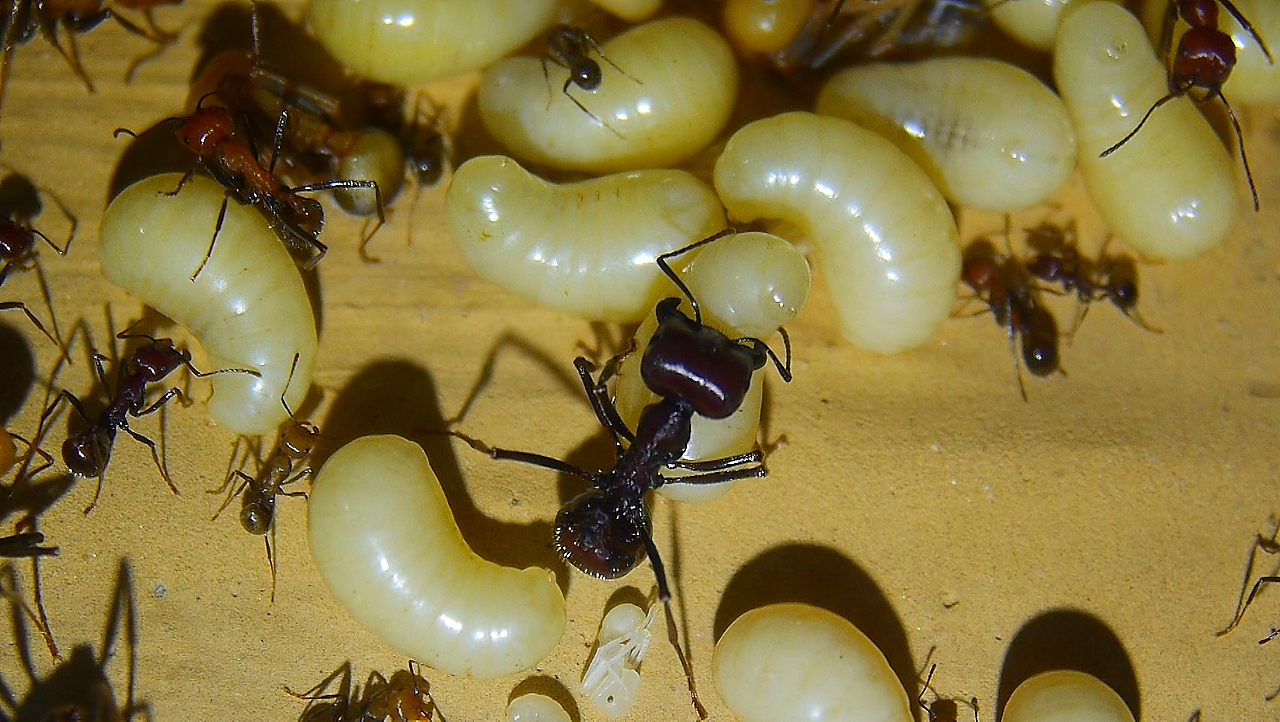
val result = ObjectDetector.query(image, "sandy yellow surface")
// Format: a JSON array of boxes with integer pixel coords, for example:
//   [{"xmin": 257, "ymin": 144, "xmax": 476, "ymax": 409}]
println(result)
[{"xmin": 1, "ymin": 2, "xmax": 1279, "ymax": 720}]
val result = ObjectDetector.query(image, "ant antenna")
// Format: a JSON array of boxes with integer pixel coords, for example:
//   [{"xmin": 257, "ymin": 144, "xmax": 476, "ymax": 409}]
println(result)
[
  {"xmin": 654, "ymin": 229, "xmax": 736, "ymax": 326},
  {"xmin": 1099, "ymin": 93, "xmax": 1179, "ymax": 159}
]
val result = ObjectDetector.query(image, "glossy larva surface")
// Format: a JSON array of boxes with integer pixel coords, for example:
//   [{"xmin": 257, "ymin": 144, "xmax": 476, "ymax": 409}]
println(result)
[
  {"xmin": 1054, "ymin": 2, "xmax": 1238, "ymax": 261},
  {"xmin": 817, "ymin": 57, "xmax": 1076, "ymax": 212},
  {"xmin": 984, "ymin": 0, "xmax": 1104, "ymax": 51},
  {"xmin": 714, "ymin": 111, "xmax": 960, "ymax": 354},
  {"xmin": 721, "ymin": 0, "xmax": 816, "ymax": 54},
  {"xmin": 586, "ymin": 0, "xmax": 662, "ymax": 22},
  {"xmin": 445, "ymin": 155, "xmax": 727, "ymax": 322},
  {"xmin": 712, "ymin": 603, "xmax": 912, "ymax": 722},
  {"xmin": 507, "ymin": 693, "xmax": 571, "ymax": 722},
  {"xmin": 612, "ymin": 231, "xmax": 810, "ymax": 503},
  {"xmin": 334, "ymin": 129, "xmax": 406, "ymax": 216},
  {"xmin": 99, "ymin": 174, "xmax": 317, "ymax": 436},
  {"xmin": 478, "ymin": 17, "xmax": 739, "ymax": 174},
  {"xmin": 1141, "ymin": 0, "xmax": 1280, "ymax": 106},
  {"xmin": 1003, "ymin": 671, "xmax": 1135, "ymax": 722},
  {"xmin": 308, "ymin": 0, "xmax": 558, "ymax": 85},
  {"xmin": 308, "ymin": 435, "xmax": 566, "ymax": 679}
]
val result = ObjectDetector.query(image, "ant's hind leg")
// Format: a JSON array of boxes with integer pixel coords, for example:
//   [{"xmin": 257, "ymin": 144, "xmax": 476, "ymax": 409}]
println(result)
[
  {"xmin": 0, "ymin": 301, "xmax": 60, "ymax": 350},
  {"xmin": 122, "ymin": 425, "xmax": 177, "ymax": 495},
  {"xmin": 189, "ymin": 195, "xmax": 229, "ymax": 282}
]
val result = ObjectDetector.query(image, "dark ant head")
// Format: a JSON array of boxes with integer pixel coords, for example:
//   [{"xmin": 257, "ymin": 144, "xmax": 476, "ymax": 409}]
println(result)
[
  {"xmin": 554, "ymin": 488, "xmax": 647, "ymax": 579},
  {"xmin": 240, "ymin": 494, "xmax": 273, "ymax": 535},
  {"xmin": 1020, "ymin": 305, "xmax": 1060, "ymax": 377},
  {"xmin": 62, "ymin": 428, "xmax": 113, "ymax": 478},
  {"xmin": 1172, "ymin": 26, "xmax": 1235, "ymax": 92},
  {"xmin": 571, "ymin": 60, "xmax": 603, "ymax": 91},
  {"xmin": 281, "ymin": 421, "xmax": 320, "ymax": 458},
  {"xmin": 128, "ymin": 339, "xmax": 188, "ymax": 382},
  {"xmin": 0, "ymin": 218, "xmax": 32, "ymax": 260},
  {"xmin": 176, "ymin": 106, "xmax": 237, "ymax": 157},
  {"xmin": 961, "ymin": 239, "xmax": 1001, "ymax": 295},
  {"xmin": 1025, "ymin": 253, "xmax": 1065, "ymax": 284},
  {"xmin": 640, "ymin": 298, "xmax": 762, "ymax": 420}
]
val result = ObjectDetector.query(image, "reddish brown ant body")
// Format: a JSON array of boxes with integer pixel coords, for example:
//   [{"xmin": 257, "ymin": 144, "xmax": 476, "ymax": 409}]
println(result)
[
  {"xmin": 288, "ymin": 660, "xmax": 437, "ymax": 721},
  {"xmin": 1101, "ymin": 0, "xmax": 1275, "ymax": 210},
  {"xmin": 0, "ymin": 168, "xmax": 75, "ymax": 355},
  {"xmin": 39, "ymin": 327, "xmax": 258, "ymax": 513}
]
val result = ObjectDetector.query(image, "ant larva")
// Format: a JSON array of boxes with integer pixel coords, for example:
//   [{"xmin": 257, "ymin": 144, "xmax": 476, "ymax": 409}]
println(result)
[
  {"xmin": 209, "ymin": 354, "xmax": 316, "ymax": 601},
  {"xmin": 542, "ymin": 24, "xmax": 639, "ymax": 137},
  {"xmin": 39, "ymin": 324, "xmax": 260, "ymax": 514},
  {"xmin": 1100, "ymin": 0, "xmax": 1274, "ymax": 211},
  {"xmin": 287, "ymin": 659, "xmax": 438, "ymax": 721}
]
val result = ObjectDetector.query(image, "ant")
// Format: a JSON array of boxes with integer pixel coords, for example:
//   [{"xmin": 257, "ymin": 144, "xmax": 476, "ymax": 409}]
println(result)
[
  {"xmin": 209, "ymin": 354, "xmax": 316, "ymax": 601},
  {"xmin": 960, "ymin": 228, "xmax": 1063, "ymax": 401},
  {"xmin": 456, "ymin": 230, "xmax": 791, "ymax": 720},
  {"xmin": 543, "ymin": 24, "xmax": 639, "ymax": 137},
  {"xmin": 1024, "ymin": 220, "xmax": 1160, "ymax": 339},
  {"xmin": 287, "ymin": 660, "xmax": 437, "ymax": 721},
  {"xmin": 39, "ymin": 324, "xmax": 259, "ymax": 514},
  {"xmin": 1100, "ymin": 0, "xmax": 1274, "ymax": 211},
  {"xmin": 1217, "ymin": 517, "xmax": 1280, "ymax": 643},
  {"xmin": 917, "ymin": 664, "xmax": 978, "ymax": 722},
  {"xmin": 0, "ymin": 167, "xmax": 76, "ymax": 357}
]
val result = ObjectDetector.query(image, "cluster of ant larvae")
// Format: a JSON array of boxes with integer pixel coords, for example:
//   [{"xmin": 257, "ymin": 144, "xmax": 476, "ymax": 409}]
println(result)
[
  {"xmin": 581, "ymin": 600, "xmax": 659, "ymax": 718},
  {"xmin": 1003, "ymin": 670, "xmax": 1136, "ymax": 722},
  {"xmin": 1141, "ymin": 0, "xmax": 1280, "ymax": 105},
  {"xmin": 613, "ymin": 231, "xmax": 810, "ymax": 503},
  {"xmin": 308, "ymin": 435, "xmax": 566, "ymax": 679},
  {"xmin": 983, "ymin": 0, "xmax": 1086, "ymax": 51},
  {"xmin": 445, "ymin": 155, "xmax": 726, "ymax": 322},
  {"xmin": 479, "ymin": 17, "xmax": 738, "ymax": 173},
  {"xmin": 308, "ymin": 0, "xmax": 558, "ymax": 85},
  {"xmin": 714, "ymin": 111, "xmax": 960, "ymax": 355},
  {"xmin": 1054, "ymin": 2, "xmax": 1239, "ymax": 261},
  {"xmin": 99, "ymin": 174, "xmax": 317, "ymax": 436},
  {"xmin": 586, "ymin": 0, "xmax": 662, "ymax": 23},
  {"xmin": 507, "ymin": 692, "xmax": 572, "ymax": 722},
  {"xmin": 720, "ymin": 0, "xmax": 817, "ymax": 55},
  {"xmin": 712, "ymin": 602, "xmax": 913, "ymax": 722},
  {"xmin": 817, "ymin": 57, "xmax": 1077, "ymax": 212}
]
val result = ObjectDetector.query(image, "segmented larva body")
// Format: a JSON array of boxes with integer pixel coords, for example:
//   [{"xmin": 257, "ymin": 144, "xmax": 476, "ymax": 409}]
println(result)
[
  {"xmin": 308, "ymin": 435, "xmax": 566, "ymax": 679},
  {"xmin": 99, "ymin": 174, "xmax": 317, "ymax": 436},
  {"xmin": 1140, "ymin": 0, "xmax": 1280, "ymax": 105},
  {"xmin": 712, "ymin": 603, "xmax": 912, "ymax": 722},
  {"xmin": 817, "ymin": 57, "xmax": 1077, "ymax": 212},
  {"xmin": 721, "ymin": 0, "xmax": 817, "ymax": 54},
  {"xmin": 1003, "ymin": 671, "xmax": 1135, "ymax": 722},
  {"xmin": 1054, "ymin": 2, "xmax": 1238, "ymax": 261},
  {"xmin": 612, "ymin": 231, "xmax": 810, "ymax": 503},
  {"xmin": 445, "ymin": 155, "xmax": 727, "ymax": 322},
  {"xmin": 507, "ymin": 693, "xmax": 571, "ymax": 722},
  {"xmin": 478, "ymin": 17, "xmax": 739, "ymax": 174},
  {"xmin": 713, "ymin": 111, "xmax": 960, "ymax": 354},
  {"xmin": 308, "ymin": 0, "xmax": 558, "ymax": 85}
]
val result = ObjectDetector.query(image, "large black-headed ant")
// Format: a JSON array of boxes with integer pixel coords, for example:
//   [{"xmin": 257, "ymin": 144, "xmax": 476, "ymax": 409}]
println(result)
[
  {"xmin": 0, "ymin": 167, "xmax": 76, "ymax": 357},
  {"xmin": 1100, "ymin": 0, "xmax": 1274, "ymax": 210},
  {"xmin": 209, "ymin": 353, "xmax": 316, "ymax": 601},
  {"xmin": 455, "ymin": 230, "xmax": 791, "ymax": 719},
  {"xmin": 287, "ymin": 659, "xmax": 438, "ymax": 721},
  {"xmin": 542, "ymin": 24, "xmax": 640, "ymax": 138},
  {"xmin": 39, "ymin": 324, "xmax": 259, "ymax": 513}
]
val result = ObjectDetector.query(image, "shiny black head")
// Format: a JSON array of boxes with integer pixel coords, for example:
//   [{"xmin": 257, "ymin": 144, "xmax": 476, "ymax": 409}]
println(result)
[
  {"xmin": 129, "ymin": 339, "xmax": 187, "ymax": 382},
  {"xmin": 554, "ymin": 488, "xmax": 647, "ymax": 579},
  {"xmin": 640, "ymin": 298, "xmax": 764, "ymax": 419}
]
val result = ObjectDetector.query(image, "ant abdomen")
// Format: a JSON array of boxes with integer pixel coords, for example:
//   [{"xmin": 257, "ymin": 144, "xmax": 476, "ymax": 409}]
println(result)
[
  {"xmin": 1019, "ymin": 304, "xmax": 1060, "ymax": 377},
  {"xmin": 554, "ymin": 490, "xmax": 647, "ymax": 579},
  {"xmin": 63, "ymin": 431, "xmax": 111, "ymax": 478},
  {"xmin": 240, "ymin": 498, "xmax": 272, "ymax": 535},
  {"xmin": 1174, "ymin": 27, "xmax": 1235, "ymax": 86}
]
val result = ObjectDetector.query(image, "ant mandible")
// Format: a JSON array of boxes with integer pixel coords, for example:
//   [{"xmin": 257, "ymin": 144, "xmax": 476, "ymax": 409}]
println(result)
[
  {"xmin": 543, "ymin": 24, "xmax": 640, "ymax": 137},
  {"xmin": 39, "ymin": 324, "xmax": 259, "ymax": 513},
  {"xmin": 1100, "ymin": 0, "xmax": 1275, "ymax": 211}
]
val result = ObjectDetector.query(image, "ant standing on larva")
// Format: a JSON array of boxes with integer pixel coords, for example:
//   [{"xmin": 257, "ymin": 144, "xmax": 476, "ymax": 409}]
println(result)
[{"xmin": 542, "ymin": 24, "xmax": 640, "ymax": 138}]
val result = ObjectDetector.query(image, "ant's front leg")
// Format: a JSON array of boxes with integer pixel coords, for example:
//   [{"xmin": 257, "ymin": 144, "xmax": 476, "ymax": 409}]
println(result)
[{"xmin": 573, "ymin": 356, "xmax": 635, "ymax": 447}]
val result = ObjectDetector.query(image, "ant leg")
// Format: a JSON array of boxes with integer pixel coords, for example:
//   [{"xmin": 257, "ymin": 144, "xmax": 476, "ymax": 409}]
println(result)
[
  {"xmin": 668, "ymin": 449, "xmax": 763, "ymax": 472},
  {"xmin": 8, "ymin": 432, "xmax": 55, "ymax": 482},
  {"xmin": 111, "ymin": 10, "xmax": 175, "ymax": 81},
  {"xmin": 0, "ymin": 568, "xmax": 59, "ymax": 663},
  {"xmin": 1219, "ymin": 524, "xmax": 1280, "ymax": 636},
  {"xmin": 736, "ymin": 333, "xmax": 793, "ymax": 382},
  {"xmin": 268, "ymin": 106, "xmax": 291, "ymax": 175},
  {"xmin": 584, "ymin": 34, "xmax": 641, "ymax": 84},
  {"xmin": 660, "ymin": 464, "xmax": 767, "ymax": 487},
  {"xmin": 0, "ymin": 302, "xmax": 60, "ymax": 352},
  {"xmin": 181, "ymin": 359, "xmax": 260, "ymax": 379},
  {"xmin": 449, "ymin": 430, "xmax": 594, "ymax": 480},
  {"xmin": 573, "ymin": 357, "xmax": 636, "ymax": 446},
  {"xmin": 1216, "ymin": 92, "xmax": 1260, "ymax": 212},
  {"xmin": 917, "ymin": 663, "xmax": 937, "ymax": 714},
  {"xmin": 560, "ymin": 78, "xmax": 625, "ymax": 139},
  {"xmin": 210, "ymin": 470, "xmax": 252, "ymax": 521},
  {"xmin": 31, "ymin": 256, "xmax": 71, "ymax": 364},
  {"xmin": 29, "ymin": 552, "xmax": 59, "ymax": 661},
  {"xmin": 265, "ymin": 526, "xmax": 276, "ymax": 603},
  {"xmin": 0, "ymin": 532, "xmax": 57, "ymax": 557},
  {"xmin": 190, "ymin": 194, "xmax": 229, "ymax": 281},
  {"xmin": 294, "ymin": 179, "xmax": 386, "ymax": 263},
  {"xmin": 639, "ymin": 527, "xmax": 707, "ymax": 719},
  {"xmin": 162, "ymin": 164, "xmax": 200, "ymax": 198},
  {"xmin": 1100, "ymin": 91, "xmax": 1181, "ymax": 157},
  {"xmin": 1218, "ymin": 0, "xmax": 1274, "ymax": 64},
  {"xmin": 121, "ymin": 424, "xmax": 177, "ymax": 494},
  {"xmin": 38, "ymin": 18, "xmax": 95, "ymax": 93},
  {"xmin": 655, "ymin": 229, "xmax": 736, "ymax": 325}
]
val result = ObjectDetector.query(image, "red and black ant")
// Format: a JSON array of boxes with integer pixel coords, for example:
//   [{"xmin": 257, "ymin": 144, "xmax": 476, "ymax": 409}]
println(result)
[
  {"xmin": 455, "ymin": 230, "xmax": 791, "ymax": 719},
  {"xmin": 1024, "ymin": 221, "xmax": 1160, "ymax": 339},
  {"xmin": 961, "ymin": 231, "xmax": 1063, "ymax": 401},
  {"xmin": 1100, "ymin": 0, "xmax": 1275, "ymax": 211},
  {"xmin": 287, "ymin": 659, "xmax": 437, "ymax": 721},
  {"xmin": 210, "ymin": 354, "xmax": 316, "ymax": 601},
  {"xmin": 0, "ymin": 168, "xmax": 76, "ymax": 357},
  {"xmin": 39, "ymin": 325, "xmax": 259, "ymax": 513},
  {"xmin": 543, "ymin": 24, "xmax": 639, "ymax": 137}
]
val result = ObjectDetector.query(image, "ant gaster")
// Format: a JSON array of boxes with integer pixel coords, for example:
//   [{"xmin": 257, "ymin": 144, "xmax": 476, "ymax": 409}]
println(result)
[
  {"xmin": 0, "ymin": 168, "xmax": 76, "ymax": 357},
  {"xmin": 39, "ymin": 325, "xmax": 259, "ymax": 513},
  {"xmin": 543, "ymin": 24, "xmax": 640, "ymax": 138},
  {"xmin": 458, "ymin": 230, "xmax": 792, "ymax": 719},
  {"xmin": 1100, "ymin": 0, "xmax": 1275, "ymax": 211}
]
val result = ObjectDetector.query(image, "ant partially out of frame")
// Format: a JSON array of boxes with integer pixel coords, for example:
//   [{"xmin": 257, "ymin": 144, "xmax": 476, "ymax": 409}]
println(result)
[
  {"xmin": 0, "ymin": 167, "xmax": 76, "ymax": 358},
  {"xmin": 1100, "ymin": 0, "xmax": 1275, "ymax": 211},
  {"xmin": 917, "ymin": 663, "xmax": 979, "ymax": 722},
  {"xmin": 1218, "ymin": 518, "xmax": 1280, "ymax": 647},
  {"xmin": 286, "ymin": 659, "xmax": 438, "ymax": 721},
  {"xmin": 455, "ymin": 230, "xmax": 792, "ymax": 719},
  {"xmin": 542, "ymin": 24, "xmax": 640, "ymax": 138},
  {"xmin": 39, "ymin": 323, "xmax": 259, "ymax": 514}
]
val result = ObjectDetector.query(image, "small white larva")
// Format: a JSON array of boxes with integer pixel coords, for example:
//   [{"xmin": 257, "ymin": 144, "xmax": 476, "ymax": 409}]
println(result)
[
  {"xmin": 1054, "ymin": 2, "xmax": 1238, "ymax": 261},
  {"xmin": 713, "ymin": 111, "xmax": 960, "ymax": 355},
  {"xmin": 444, "ymin": 155, "xmax": 727, "ymax": 322},
  {"xmin": 712, "ymin": 603, "xmax": 913, "ymax": 722},
  {"xmin": 507, "ymin": 693, "xmax": 571, "ymax": 722},
  {"xmin": 308, "ymin": 0, "xmax": 558, "ymax": 85},
  {"xmin": 308, "ymin": 435, "xmax": 567, "ymax": 679},
  {"xmin": 612, "ymin": 231, "xmax": 811, "ymax": 503},
  {"xmin": 478, "ymin": 17, "xmax": 739, "ymax": 174},
  {"xmin": 99, "ymin": 174, "xmax": 317, "ymax": 436},
  {"xmin": 1141, "ymin": 0, "xmax": 1280, "ymax": 106},
  {"xmin": 582, "ymin": 601, "xmax": 659, "ymax": 718},
  {"xmin": 816, "ymin": 57, "xmax": 1077, "ymax": 212},
  {"xmin": 1003, "ymin": 671, "xmax": 1135, "ymax": 722},
  {"xmin": 983, "ymin": 0, "xmax": 1102, "ymax": 51}
]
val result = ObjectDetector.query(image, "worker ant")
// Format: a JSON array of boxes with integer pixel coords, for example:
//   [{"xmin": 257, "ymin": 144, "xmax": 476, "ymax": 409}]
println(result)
[
  {"xmin": 1217, "ymin": 518, "xmax": 1280, "ymax": 643},
  {"xmin": 0, "ymin": 167, "xmax": 76, "ymax": 357},
  {"xmin": 287, "ymin": 660, "xmax": 437, "ymax": 721},
  {"xmin": 209, "ymin": 354, "xmax": 316, "ymax": 602},
  {"xmin": 1100, "ymin": 0, "xmax": 1275, "ymax": 211},
  {"xmin": 543, "ymin": 24, "xmax": 640, "ymax": 138},
  {"xmin": 1024, "ymin": 221, "xmax": 1160, "ymax": 339},
  {"xmin": 39, "ymin": 324, "xmax": 259, "ymax": 514},
  {"xmin": 917, "ymin": 664, "xmax": 979, "ymax": 722},
  {"xmin": 960, "ymin": 231, "xmax": 1063, "ymax": 401}
]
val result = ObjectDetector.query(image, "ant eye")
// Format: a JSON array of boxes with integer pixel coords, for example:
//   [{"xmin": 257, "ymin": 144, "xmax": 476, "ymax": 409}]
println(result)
[{"xmin": 554, "ymin": 489, "xmax": 646, "ymax": 579}]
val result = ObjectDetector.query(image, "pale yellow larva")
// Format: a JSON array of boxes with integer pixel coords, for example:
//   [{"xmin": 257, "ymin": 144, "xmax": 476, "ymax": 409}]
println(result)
[
  {"xmin": 444, "ymin": 155, "xmax": 727, "ymax": 322},
  {"xmin": 1003, "ymin": 671, "xmax": 1136, "ymax": 722},
  {"xmin": 507, "ymin": 693, "xmax": 572, "ymax": 722},
  {"xmin": 478, "ymin": 17, "xmax": 739, "ymax": 174},
  {"xmin": 612, "ymin": 231, "xmax": 811, "ymax": 503},
  {"xmin": 983, "ymin": 0, "xmax": 1111, "ymax": 51},
  {"xmin": 712, "ymin": 603, "xmax": 913, "ymax": 722},
  {"xmin": 1054, "ymin": 2, "xmax": 1239, "ymax": 261},
  {"xmin": 721, "ymin": 0, "xmax": 817, "ymax": 55},
  {"xmin": 586, "ymin": 0, "xmax": 662, "ymax": 22},
  {"xmin": 816, "ymin": 57, "xmax": 1077, "ymax": 212},
  {"xmin": 99, "ymin": 174, "xmax": 316, "ymax": 437},
  {"xmin": 308, "ymin": 435, "xmax": 566, "ymax": 679},
  {"xmin": 308, "ymin": 0, "xmax": 558, "ymax": 85},
  {"xmin": 713, "ymin": 111, "xmax": 960, "ymax": 355}
]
